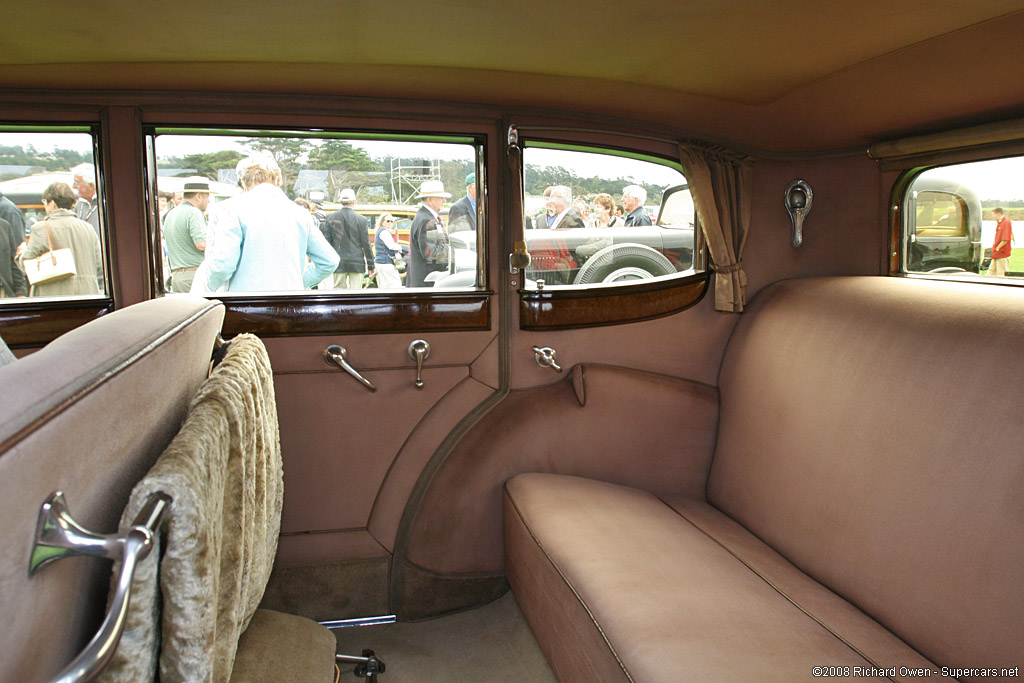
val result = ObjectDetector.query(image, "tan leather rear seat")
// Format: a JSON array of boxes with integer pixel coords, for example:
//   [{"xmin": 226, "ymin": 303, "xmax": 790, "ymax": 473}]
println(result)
[{"xmin": 505, "ymin": 276, "xmax": 1024, "ymax": 682}]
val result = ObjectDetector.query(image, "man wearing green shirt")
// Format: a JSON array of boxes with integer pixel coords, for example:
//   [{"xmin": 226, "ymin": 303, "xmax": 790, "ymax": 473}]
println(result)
[{"xmin": 164, "ymin": 180, "xmax": 210, "ymax": 293}]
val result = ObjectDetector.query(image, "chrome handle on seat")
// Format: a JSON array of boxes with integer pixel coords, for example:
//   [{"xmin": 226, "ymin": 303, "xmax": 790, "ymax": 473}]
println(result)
[
  {"xmin": 408, "ymin": 339, "xmax": 431, "ymax": 389},
  {"xmin": 30, "ymin": 490, "xmax": 170, "ymax": 683},
  {"xmin": 532, "ymin": 346, "xmax": 562, "ymax": 373},
  {"xmin": 323, "ymin": 344, "xmax": 377, "ymax": 392}
]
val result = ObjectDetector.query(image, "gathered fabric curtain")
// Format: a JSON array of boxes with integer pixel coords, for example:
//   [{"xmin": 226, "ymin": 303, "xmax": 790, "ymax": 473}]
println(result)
[{"xmin": 678, "ymin": 143, "xmax": 754, "ymax": 312}]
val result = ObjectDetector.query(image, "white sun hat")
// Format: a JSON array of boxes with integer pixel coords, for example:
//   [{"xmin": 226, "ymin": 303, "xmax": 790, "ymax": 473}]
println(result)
[
  {"xmin": 416, "ymin": 179, "xmax": 450, "ymax": 199},
  {"xmin": 339, "ymin": 188, "xmax": 357, "ymax": 202}
]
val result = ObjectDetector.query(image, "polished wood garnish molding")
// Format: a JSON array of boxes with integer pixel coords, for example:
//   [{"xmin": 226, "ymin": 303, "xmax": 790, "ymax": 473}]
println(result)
[
  {"xmin": 0, "ymin": 301, "xmax": 113, "ymax": 348},
  {"xmin": 220, "ymin": 292, "xmax": 492, "ymax": 337},
  {"xmin": 519, "ymin": 273, "xmax": 709, "ymax": 330}
]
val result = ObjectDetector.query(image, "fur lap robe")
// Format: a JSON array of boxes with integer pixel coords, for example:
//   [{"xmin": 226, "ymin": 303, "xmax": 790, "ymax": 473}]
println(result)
[{"xmin": 99, "ymin": 334, "xmax": 283, "ymax": 683}]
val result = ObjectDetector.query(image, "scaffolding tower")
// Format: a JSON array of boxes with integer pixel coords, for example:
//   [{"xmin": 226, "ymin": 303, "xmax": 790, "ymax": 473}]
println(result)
[{"xmin": 390, "ymin": 158, "xmax": 440, "ymax": 205}]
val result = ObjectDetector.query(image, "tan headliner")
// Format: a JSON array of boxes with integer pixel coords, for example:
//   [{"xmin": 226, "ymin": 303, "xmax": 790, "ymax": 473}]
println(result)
[{"xmin": 4, "ymin": 1, "xmax": 1024, "ymax": 152}]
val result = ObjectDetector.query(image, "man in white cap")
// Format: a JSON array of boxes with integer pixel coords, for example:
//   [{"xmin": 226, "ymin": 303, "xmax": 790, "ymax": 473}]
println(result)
[
  {"xmin": 622, "ymin": 184, "xmax": 652, "ymax": 227},
  {"xmin": 324, "ymin": 188, "xmax": 373, "ymax": 289},
  {"xmin": 163, "ymin": 178, "xmax": 211, "ymax": 293},
  {"xmin": 409, "ymin": 179, "xmax": 451, "ymax": 287},
  {"xmin": 71, "ymin": 162, "xmax": 101, "ymax": 238},
  {"xmin": 201, "ymin": 153, "xmax": 338, "ymax": 292}
]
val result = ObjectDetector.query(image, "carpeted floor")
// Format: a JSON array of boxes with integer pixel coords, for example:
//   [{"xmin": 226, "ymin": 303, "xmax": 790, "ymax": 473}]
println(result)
[{"xmin": 331, "ymin": 592, "xmax": 557, "ymax": 682}]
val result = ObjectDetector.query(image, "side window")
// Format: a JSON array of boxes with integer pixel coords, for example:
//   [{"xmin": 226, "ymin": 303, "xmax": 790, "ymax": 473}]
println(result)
[
  {"xmin": 0, "ymin": 129, "xmax": 107, "ymax": 300},
  {"xmin": 148, "ymin": 130, "xmax": 482, "ymax": 295},
  {"xmin": 520, "ymin": 145, "xmax": 696, "ymax": 289},
  {"xmin": 904, "ymin": 158, "xmax": 1023, "ymax": 278}
]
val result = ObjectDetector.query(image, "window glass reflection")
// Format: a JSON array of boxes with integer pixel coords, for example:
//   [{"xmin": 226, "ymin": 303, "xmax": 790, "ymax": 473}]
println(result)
[
  {"xmin": 152, "ymin": 133, "xmax": 481, "ymax": 294},
  {"xmin": 520, "ymin": 146, "xmax": 694, "ymax": 288}
]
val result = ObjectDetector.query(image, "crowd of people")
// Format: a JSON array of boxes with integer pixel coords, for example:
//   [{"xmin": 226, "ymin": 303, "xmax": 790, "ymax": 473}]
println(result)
[
  {"xmin": 0, "ymin": 172, "xmax": 657, "ymax": 298},
  {"xmin": 160, "ymin": 156, "xmax": 475, "ymax": 292},
  {"xmin": 526, "ymin": 184, "xmax": 653, "ymax": 230}
]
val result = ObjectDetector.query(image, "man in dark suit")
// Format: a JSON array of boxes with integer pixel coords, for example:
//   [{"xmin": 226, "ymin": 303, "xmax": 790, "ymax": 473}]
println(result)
[
  {"xmin": 0, "ymin": 216, "xmax": 27, "ymax": 298},
  {"xmin": 409, "ymin": 180, "xmax": 451, "ymax": 287},
  {"xmin": 547, "ymin": 185, "xmax": 585, "ymax": 230},
  {"xmin": 527, "ymin": 185, "xmax": 582, "ymax": 285},
  {"xmin": 447, "ymin": 172, "xmax": 477, "ymax": 233},
  {"xmin": 324, "ymin": 188, "xmax": 373, "ymax": 289}
]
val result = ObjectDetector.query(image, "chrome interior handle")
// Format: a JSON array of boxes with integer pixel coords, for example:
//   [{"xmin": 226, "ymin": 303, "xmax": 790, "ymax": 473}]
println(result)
[
  {"xmin": 324, "ymin": 344, "xmax": 377, "ymax": 392},
  {"xmin": 408, "ymin": 340, "xmax": 431, "ymax": 389},
  {"xmin": 31, "ymin": 491, "xmax": 170, "ymax": 683},
  {"xmin": 532, "ymin": 345, "xmax": 563, "ymax": 373}
]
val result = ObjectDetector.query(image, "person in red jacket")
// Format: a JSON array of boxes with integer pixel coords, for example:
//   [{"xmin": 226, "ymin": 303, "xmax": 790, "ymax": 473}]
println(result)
[{"xmin": 988, "ymin": 207, "xmax": 1014, "ymax": 276}]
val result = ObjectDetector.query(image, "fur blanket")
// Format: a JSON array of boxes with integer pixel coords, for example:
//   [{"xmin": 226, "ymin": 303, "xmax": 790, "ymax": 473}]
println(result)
[{"xmin": 99, "ymin": 334, "xmax": 283, "ymax": 682}]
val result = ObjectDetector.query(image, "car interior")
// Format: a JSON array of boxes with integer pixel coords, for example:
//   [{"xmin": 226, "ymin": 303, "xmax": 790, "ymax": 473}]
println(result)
[{"xmin": 0, "ymin": 2, "xmax": 1022, "ymax": 682}]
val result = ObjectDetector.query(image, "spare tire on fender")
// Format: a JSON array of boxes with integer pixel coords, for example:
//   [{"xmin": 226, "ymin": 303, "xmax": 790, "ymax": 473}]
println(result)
[{"xmin": 572, "ymin": 243, "xmax": 676, "ymax": 285}]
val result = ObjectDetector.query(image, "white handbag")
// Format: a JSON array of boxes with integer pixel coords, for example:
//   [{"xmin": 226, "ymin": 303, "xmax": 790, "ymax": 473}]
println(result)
[{"xmin": 23, "ymin": 221, "xmax": 77, "ymax": 286}]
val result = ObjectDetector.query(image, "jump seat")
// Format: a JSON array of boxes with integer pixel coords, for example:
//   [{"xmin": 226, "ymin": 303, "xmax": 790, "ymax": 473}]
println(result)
[
  {"xmin": 505, "ymin": 276, "xmax": 1024, "ymax": 682},
  {"xmin": 0, "ymin": 296, "xmax": 335, "ymax": 682}
]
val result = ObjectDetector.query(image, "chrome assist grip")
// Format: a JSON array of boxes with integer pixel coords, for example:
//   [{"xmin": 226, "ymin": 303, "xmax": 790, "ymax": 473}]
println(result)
[
  {"xmin": 324, "ymin": 344, "xmax": 377, "ymax": 392},
  {"xmin": 532, "ymin": 346, "xmax": 563, "ymax": 373},
  {"xmin": 408, "ymin": 339, "xmax": 430, "ymax": 389},
  {"xmin": 30, "ymin": 491, "xmax": 170, "ymax": 683}
]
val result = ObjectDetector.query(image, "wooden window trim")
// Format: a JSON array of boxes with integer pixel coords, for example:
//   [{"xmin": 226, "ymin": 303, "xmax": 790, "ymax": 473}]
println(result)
[
  {"xmin": 220, "ymin": 291, "xmax": 491, "ymax": 337},
  {"xmin": 519, "ymin": 272, "xmax": 709, "ymax": 330}
]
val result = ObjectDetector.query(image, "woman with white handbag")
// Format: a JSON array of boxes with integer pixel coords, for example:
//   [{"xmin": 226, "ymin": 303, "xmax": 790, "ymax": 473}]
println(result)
[{"xmin": 22, "ymin": 182, "xmax": 102, "ymax": 297}]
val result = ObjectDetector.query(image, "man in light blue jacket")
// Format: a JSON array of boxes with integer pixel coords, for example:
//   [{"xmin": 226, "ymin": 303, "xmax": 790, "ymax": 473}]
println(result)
[{"xmin": 204, "ymin": 154, "xmax": 339, "ymax": 292}]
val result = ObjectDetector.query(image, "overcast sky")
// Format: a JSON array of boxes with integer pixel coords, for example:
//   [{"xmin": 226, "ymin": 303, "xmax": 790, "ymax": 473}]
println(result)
[
  {"xmin": 152, "ymin": 135, "xmax": 475, "ymax": 163},
  {"xmin": 916, "ymin": 156, "xmax": 1024, "ymax": 201}
]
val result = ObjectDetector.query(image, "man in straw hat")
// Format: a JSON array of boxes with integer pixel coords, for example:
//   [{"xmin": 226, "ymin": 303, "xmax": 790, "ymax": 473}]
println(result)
[
  {"xmin": 163, "ymin": 178, "xmax": 210, "ymax": 293},
  {"xmin": 409, "ymin": 179, "xmax": 451, "ymax": 287},
  {"xmin": 202, "ymin": 154, "xmax": 338, "ymax": 292}
]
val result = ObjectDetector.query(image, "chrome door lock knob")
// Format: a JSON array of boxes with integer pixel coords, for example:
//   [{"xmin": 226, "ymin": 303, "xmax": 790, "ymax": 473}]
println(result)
[
  {"xmin": 532, "ymin": 346, "xmax": 562, "ymax": 373},
  {"xmin": 408, "ymin": 340, "xmax": 431, "ymax": 389}
]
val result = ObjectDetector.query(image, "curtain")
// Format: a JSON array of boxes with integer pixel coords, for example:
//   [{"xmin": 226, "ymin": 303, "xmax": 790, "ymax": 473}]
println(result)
[{"xmin": 678, "ymin": 143, "xmax": 753, "ymax": 313}]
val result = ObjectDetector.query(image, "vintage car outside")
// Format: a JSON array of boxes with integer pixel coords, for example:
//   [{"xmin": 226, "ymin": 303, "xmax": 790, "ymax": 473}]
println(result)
[
  {"xmin": 434, "ymin": 184, "xmax": 696, "ymax": 287},
  {"xmin": 905, "ymin": 174, "xmax": 984, "ymax": 274}
]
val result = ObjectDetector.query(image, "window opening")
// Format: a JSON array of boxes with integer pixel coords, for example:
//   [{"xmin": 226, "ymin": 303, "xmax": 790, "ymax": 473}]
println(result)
[
  {"xmin": 519, "ymin": 144, "xmax": 696, "ymax": 289},
  {"xmin": 904, "ymin": 157, "xmax": 1024, "ymax": 279},
  {"xmin": 0, "ymin": 127, "xmax": 108, "ymax": 301},
  {"xmin": 148, "ymin": 129, "xmax": 483, "ymax": 294}
]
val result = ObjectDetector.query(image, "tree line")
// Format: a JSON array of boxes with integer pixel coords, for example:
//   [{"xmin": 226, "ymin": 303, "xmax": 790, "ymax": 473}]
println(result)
[
  {"xmin": 524, "ymin": 166, "xmax": 665, "ymax": 205},
  {"xmin": 0, "ymin": 145, "xmax": 93, "ymax": 179},
  {"xmin": 2, "ymin": 141, "xmax": 666, "ymax": 207}
]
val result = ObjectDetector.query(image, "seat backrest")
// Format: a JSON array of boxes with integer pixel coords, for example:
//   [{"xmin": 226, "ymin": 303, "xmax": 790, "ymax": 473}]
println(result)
[
  {"xmin": 708, "ymin": 276, "xmax": 1024, "ymax": 669},
  {"xmin": 0, "ymin": 295, "xmax": 224, "ymax": 683}
]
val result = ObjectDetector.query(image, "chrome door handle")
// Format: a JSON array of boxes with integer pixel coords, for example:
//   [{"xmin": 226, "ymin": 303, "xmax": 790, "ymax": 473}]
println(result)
[
  {"xmin": 408, "ymin": 339, "xmax": 431, "ymax": 389},
  {"xmin": 323, "ymin": 345, "xmax": 377, "ymax": 392}
]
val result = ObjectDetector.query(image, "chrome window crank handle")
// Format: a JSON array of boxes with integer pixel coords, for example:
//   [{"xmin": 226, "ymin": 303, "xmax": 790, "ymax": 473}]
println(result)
[{"xmin": 323, "ymin": 345, "xmax": 377, "ymax": 392}]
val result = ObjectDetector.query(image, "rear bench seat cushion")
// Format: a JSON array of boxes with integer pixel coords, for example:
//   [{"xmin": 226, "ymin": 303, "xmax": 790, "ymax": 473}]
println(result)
[{"xmin": 505, "ymin": 473, "xmax": 937, "ymax": 683}]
